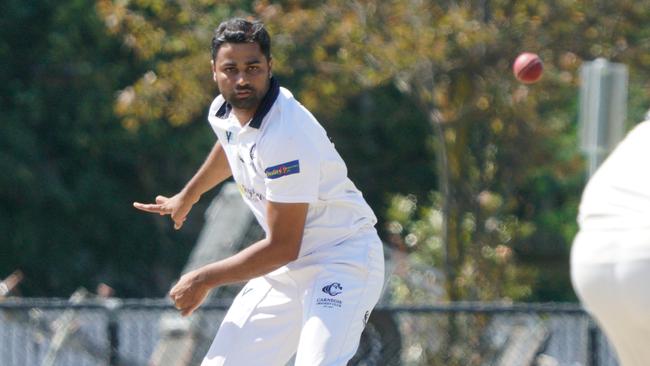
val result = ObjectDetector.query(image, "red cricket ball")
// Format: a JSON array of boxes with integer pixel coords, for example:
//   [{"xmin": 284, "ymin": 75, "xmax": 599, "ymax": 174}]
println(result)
[{"xmin": 513, "ymin": 52, "xmax": 543, "ymax": 84}]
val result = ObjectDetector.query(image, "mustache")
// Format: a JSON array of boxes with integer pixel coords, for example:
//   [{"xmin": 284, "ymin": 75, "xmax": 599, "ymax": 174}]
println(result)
[{"xmin": 235, "ymin": 86, "xmax": 254, "ymax": 92}]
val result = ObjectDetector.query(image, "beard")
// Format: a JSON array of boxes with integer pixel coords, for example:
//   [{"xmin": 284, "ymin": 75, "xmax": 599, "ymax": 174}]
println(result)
[{"xmin": 225, "ymin": 81, "xmax": 268, "ymax": 111}]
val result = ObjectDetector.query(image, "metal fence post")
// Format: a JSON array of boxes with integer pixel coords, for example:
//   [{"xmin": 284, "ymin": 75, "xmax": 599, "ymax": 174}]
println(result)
[
  {"xmin": 105, "ymin": 299, "xmax": 122, "ymax": 366},
  {"xmin": 587, "ymin": 320, "xmax": 599, "ymax": 366}
]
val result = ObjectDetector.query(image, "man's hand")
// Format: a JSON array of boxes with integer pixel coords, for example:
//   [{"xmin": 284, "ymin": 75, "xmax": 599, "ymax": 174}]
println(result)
[
  {"xmin": 169, "ymin": 270, "xmax": 210, "ymax": 317},
  {"xmin": 133, "ymin": 193, "xmax": 197, "ymax": 230}
]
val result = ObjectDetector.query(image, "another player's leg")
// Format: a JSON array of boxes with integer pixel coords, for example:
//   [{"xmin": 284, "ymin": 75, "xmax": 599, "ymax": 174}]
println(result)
[
  {"xmin": 572, "ymin": 230, "xmax": 650, "ymax": 366},
  {"xmin": 605, "ymin": 259, "xmax": 650, "ymax": 366}
]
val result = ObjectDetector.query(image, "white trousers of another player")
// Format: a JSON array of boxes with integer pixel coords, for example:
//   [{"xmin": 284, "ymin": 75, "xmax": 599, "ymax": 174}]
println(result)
[
  {"xmin": 201, "ymin": 229, "xmax": 385, "ymax": 366},
  {"xmin": 571, "ymin": 228, "xmax": 650, "ymax": 366}
]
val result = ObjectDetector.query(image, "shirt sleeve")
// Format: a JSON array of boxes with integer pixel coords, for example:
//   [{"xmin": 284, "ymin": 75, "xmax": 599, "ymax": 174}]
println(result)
[{"xmin": 257, "ymin": 129, "xmax": 320, "ymax": 203}]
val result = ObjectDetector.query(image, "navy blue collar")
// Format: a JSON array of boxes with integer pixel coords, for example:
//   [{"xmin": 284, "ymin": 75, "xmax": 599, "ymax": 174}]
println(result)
[{"xmin": 215, "ymin": 77, "xmax": 280, "ymax": 129}]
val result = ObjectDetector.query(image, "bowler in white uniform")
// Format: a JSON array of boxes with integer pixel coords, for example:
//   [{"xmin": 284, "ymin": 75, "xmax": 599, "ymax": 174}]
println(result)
[{"xmin": 134, "ymin": 18, "xmax": 385, "ymax": 366}]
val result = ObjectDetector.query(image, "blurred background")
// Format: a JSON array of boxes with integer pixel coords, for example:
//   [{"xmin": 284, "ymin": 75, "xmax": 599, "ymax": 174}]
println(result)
[{"xmin": 2, "ymin": 1, "xmax": 650, "ymax": 365}]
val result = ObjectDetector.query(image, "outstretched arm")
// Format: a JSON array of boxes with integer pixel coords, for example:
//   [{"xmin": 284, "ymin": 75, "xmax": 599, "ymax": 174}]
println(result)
[
  {"xmin": 133, "ymin": 141, "xmax": 232, "ymax": 229},
  {"xmin": 168, "ymin": 201, "xmax": 308, "ymax": 316}
]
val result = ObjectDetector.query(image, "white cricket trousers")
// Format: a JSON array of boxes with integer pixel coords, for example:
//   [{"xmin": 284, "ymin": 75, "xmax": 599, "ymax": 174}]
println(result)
[
  {"xmin": 201, "ymin": 229, "xmax": 385, "ymax": 366},
  {"xmin": 571, "ymin": 229, "xmax": 650, "ymax": 366}
]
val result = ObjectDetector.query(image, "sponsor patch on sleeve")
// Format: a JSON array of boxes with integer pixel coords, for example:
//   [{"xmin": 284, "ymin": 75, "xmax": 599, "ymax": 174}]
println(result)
[{"xmin": 264, "ymin": 160, "xmax": 300, "ymax": 179}]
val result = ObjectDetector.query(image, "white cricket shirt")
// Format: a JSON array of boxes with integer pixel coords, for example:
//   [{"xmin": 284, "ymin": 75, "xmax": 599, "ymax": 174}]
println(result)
[
  {"xmin": 207, "ymin": 78, "xmax": 377, "ymax": 256},
  {"xmin": 578, "ymin": 120, "xmax": 650, "ymax": 230}
]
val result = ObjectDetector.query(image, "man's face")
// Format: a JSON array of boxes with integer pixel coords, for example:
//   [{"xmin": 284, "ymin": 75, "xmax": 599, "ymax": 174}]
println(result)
[{"xmin": 212, "ymin": 42, "xmax": 271, "ymax": 112}]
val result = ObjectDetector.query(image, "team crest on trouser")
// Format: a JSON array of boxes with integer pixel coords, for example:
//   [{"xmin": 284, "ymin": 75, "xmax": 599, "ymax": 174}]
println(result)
[{"xmin": 322, "ymin": 282, "xmax": 343, "ymax": 296}]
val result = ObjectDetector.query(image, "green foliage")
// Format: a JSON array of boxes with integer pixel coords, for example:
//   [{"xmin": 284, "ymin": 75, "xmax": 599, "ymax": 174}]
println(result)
[
  {"xmin": 0, "ymin": 0, "xmax": 214, "ymax": 296},
  {"xmin": 323, "ymin": 85, "xmax": 437, "ymax": 223}
]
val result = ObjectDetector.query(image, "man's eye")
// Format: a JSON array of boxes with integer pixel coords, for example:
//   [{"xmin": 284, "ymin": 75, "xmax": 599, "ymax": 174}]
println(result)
[
  {"xmin": 224, "ymin": 67, "xmax": 237, "ymax": 73},
  {"xmin": 248, "ymin": 66, "xmax": 259, "ymax": 72}
]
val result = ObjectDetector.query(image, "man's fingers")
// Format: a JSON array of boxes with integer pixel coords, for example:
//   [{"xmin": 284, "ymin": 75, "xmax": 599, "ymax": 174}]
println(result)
[
  {"xmin": 133, "ymin": 202, "xmax": 162, "ymax": 213},
  {"xmin": 169, "ymin": 295, "xmax": 196, "ymax": 316},
  {"xmin": 169, "ymin": 292, "xmax": 182, "ymax": 309},
  {"xmin": 173, "ymin": 217, "xmax": 187, "ymax": 230},
  {"xmin": 155, "ymin": 195, "xmax": 169, "ymax": 204},
  {"xmin": 181, "ymin": 303, "xmax": 199, "ymax": 317},
  {"xmin": 133, "ymin": 202, "xmax": 170, "ymax": 214}
]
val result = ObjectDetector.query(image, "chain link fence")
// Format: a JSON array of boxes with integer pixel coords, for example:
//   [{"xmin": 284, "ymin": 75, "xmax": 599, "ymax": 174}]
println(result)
[{"xmin": 0, "ymin": 298, "xmax": 618, "ymax": 366}]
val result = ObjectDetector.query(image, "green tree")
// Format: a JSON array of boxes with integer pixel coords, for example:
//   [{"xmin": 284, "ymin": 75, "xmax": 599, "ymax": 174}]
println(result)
[
  {"xmin": 256, "ymin": 0, "xmax": 579, "ymax": 302},
  {"xmin": 0, "ymin": 0, "xmax": 218, "ymax": 296},
  {"xmin": 255, "ymin": 0, "xmax": 650, "ymax": 303}
]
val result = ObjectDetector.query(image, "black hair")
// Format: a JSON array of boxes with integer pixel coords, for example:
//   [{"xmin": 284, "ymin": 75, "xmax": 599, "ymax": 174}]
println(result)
[{"xmin": 211, "ymin": 18, "xmax": 271, "ymax": 61}]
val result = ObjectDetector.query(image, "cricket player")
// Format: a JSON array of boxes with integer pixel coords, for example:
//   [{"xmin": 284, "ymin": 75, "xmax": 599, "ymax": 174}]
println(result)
[
  {"xmin": 134, "ymin": 18, "xmax": 385, "ymax": 365},
  {"xmin": 571, "ymin": 118, "xmax": 650, "ymax": 366}
]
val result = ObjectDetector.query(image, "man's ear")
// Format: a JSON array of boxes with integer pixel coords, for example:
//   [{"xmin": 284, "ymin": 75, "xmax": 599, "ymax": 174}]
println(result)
[{"xmin": 268, "ymin": 58, "xmax": 273, "ymax": 78}]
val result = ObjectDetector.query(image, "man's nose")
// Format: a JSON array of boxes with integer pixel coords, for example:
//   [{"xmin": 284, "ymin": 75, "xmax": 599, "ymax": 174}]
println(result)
[{"xmin": 236, "ymin": 72, "xmax": 249, "ymax": 85}]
